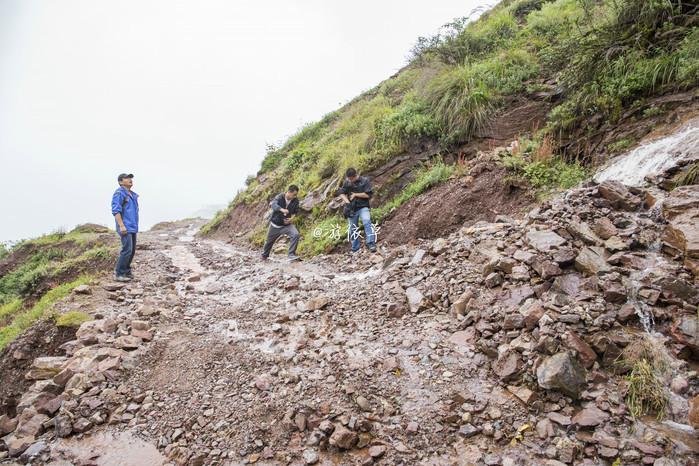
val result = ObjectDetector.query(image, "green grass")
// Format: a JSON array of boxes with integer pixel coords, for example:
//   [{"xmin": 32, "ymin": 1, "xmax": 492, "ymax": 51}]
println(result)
[
  {"xmin": 607, "ymin": 138, "xmax": 635, "ymax": 154},
  {"xmin": 625, "ymin": 359, "xmax": 669, "ymax": 419},
  {"xmin": 0, "ymin": 275, "xmax": 93, "ymax": 350},
  {"xmin": 0, "ymin": 249, "xmax": 65, "ymax": 304},
  {"xmin": 374, "ymin": 160, "xmax": 455, "ymax": 223},
  {"xmin": 55, "ymin": 310, "xmax": 92, "ymax": 328},
  {"xmin": 0, "ymin": 299, "xmax": 23, "ymax": 325},
  {"xmin": 501, "ymin": 135, "xmax": 589, "ymax": 192}
]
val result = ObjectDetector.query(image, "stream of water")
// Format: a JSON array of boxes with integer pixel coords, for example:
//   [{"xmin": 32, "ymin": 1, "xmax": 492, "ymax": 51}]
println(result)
[{"xmin": 595, "ymin": 123, "xmax": 699, "ymax": 186}]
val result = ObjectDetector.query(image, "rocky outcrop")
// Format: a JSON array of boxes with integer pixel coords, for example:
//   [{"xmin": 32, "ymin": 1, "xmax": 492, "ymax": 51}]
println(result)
[{"xmin": 662, "ymin": 185, "xmax": 699, "ymax": 276}]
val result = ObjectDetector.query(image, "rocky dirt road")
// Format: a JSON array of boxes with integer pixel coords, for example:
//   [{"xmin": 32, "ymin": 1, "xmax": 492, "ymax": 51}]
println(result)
[{"xmin": 4, "ymin": 180, "xmax": 699, "ymax": 466}]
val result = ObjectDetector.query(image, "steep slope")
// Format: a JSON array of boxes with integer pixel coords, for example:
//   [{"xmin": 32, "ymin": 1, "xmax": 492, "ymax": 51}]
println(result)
[{"xmin": 202, "ymin": 0, "xmax": 699, "ymax": 255}]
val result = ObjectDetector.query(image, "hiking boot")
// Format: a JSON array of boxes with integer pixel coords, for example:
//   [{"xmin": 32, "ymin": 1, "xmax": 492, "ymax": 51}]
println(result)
[
  {"xmin": 288, "ymin": 254, "xmax": 301, "ymax": 262},
  {"xmin": 114, "ymin": 275, "xmax": 132, "ymax": 282},
  {"xmin": 368, "ymin": 245, "xmax": 377, "ymax": 253},
  {"xmin": 261, "ymin": 255, "xmax": 269, "ymax": 261}
]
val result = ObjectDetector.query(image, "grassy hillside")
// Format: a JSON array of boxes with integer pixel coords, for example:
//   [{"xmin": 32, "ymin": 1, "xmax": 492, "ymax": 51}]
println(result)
[
  {"xmin": 0, "ymin": 225, "xmax": 117, "ymax": 350},
  {"xmin": 203, "ymin": 0, "xmax": 699, "ymax": 254}
]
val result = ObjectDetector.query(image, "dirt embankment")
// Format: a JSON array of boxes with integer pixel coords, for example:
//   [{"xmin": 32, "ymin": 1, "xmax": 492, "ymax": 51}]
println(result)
[
  {"xmin": 207, "ymin": 97, "xmax": 551, "ymax": 248},
  {"xmin": 379, "ymin": 165, "xmax": 534, "ymax": 246}
]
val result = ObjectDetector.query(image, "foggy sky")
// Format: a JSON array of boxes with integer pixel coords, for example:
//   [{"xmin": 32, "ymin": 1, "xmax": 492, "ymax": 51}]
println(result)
[{"xmin": 0, "ymin": 0, "xmax": 486, "ymax": 242}]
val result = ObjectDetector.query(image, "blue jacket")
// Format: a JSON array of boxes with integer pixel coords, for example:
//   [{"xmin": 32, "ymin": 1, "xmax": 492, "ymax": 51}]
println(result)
[{"xmin": 111, "ymin": 187, "xmax": 139, "ymax": 233}]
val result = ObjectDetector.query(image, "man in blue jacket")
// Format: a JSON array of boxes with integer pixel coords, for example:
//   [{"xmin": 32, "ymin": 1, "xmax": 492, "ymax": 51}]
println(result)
[
  {"xmin": 111, "ymin": 173, "xmax": 139, "ymax": 281},
  {"xmin": 261, "ymin": 185, "xmax": 301, "ymax": 262}
]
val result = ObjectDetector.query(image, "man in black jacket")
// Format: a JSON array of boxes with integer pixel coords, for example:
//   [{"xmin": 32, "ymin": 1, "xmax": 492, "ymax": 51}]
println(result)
[
  {"xmin": 340, "ymin": 168, "xmax": 377, "ymax": 253},
  {"xmin": 261, "ymin": 185, "xmax": 301, "ymax": 261}
]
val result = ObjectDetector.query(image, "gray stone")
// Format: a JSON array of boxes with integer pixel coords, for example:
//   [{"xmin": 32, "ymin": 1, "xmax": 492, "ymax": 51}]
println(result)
[
  {"xmin": 405, "ymin": 287, "xmax": 427, "ymax": 313},
  {"xmin": 536, "ymin": 352, "xmax": 587, "ymax": 399},
  {"xmin": 575, "ymin": 246, "xmax": 611, "ymax": 275},
  {"xmin": 598, "ymin": 181, "xmax": 642, "ymax": 211},
  {"xmin": 572, "ymin": 405, "xmax": 609, "ymax": 427},
  {"xmin": 526, "ymin": 230, "xmax": 567, "ymax": 253}
]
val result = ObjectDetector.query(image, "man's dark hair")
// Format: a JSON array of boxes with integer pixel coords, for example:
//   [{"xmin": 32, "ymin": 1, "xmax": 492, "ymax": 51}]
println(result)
[
  {"xmin": 288, "ymin": 184, "xmax": 299, "ymax": 193},
  {"xmin": 345, "ymin": 168, "xmax": 357, "ymax": 178}
]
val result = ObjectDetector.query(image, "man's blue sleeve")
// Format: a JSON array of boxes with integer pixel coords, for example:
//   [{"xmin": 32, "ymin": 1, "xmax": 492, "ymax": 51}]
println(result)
[{"xmin": 111, "ymin": 191, "xmax": 123, "ymax": 216}]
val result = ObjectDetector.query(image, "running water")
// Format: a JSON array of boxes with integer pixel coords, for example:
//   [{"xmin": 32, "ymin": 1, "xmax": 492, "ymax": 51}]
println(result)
[
  {"xmin": 626, "ymin": 247, "xmax": 661, "ymax": 334},
  {"xmin": 595, "ymin": 124, "xmax": 699, "ymax": 186}
]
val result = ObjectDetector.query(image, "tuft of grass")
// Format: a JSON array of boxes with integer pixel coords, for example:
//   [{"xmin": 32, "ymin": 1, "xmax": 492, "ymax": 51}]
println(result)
[
  {"xmin": 374, "ymin": 94, "xmax": 439, "ymax": 155},
  {"xmin": 0, "ymin": 299, "xmax": 23, "ymax": 325},
  {"xmin": 607, "ymin": 138, "xmax": 635, "ymax": 154},
  {"xmin": 55, "ymin": 310, "xmax": 92, "ymax": 328},
  {"xmin": 0, "ymin": 275, "xmax": 93, "ymax": 350},
  {"xmin": 625, "ymin": 359, "xmax": 669, "ymax": 419},
  {"xmin": 673, "ymin": 162, "xmax": 699, "ymax": 188},
  {"xmin": 616, "ymin": 336, "xmax": 671, "ymax": 419}
]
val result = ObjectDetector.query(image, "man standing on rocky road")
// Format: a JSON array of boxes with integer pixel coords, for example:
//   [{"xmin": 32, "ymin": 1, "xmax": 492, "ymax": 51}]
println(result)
[
  {"xmin": 111, "ymin": 173, "xmax": 139, "ymax": 282},
  {"xmin": 261, "ymin": 184, "xmax": 301, "ymax": 262},
  {"xmin": 340, "ymin": 167, "xmax": 377, "ymax": 254}
]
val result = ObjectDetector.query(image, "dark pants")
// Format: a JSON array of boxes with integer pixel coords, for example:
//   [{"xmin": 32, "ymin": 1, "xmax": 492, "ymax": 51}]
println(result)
[
  {"xmin": 115, "ymin": 233, "xmax": 137, "ymax": 277},
  {"xmin": 262, "ymin": 224, "xmax": 300, "ymax": 257}
]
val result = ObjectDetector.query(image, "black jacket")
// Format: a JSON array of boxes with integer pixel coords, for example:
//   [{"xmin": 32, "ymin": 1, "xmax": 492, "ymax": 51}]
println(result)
[
  {"xmin": 340, "ymin": 176, "xmax": 373, "ymax": 210},
  {"xmin": 270, "ymin": 193, "xmax": 299, "ymax": 227}
]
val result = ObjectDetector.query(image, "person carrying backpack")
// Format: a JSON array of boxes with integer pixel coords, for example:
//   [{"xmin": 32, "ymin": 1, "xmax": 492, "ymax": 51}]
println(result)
[
  {"xmin": 111, "ymin": 173, "xmax": 139, "ymax": 281},
  {"xmin": 261, "ymin": 185, "xmax": 301, "ymax": 262}
]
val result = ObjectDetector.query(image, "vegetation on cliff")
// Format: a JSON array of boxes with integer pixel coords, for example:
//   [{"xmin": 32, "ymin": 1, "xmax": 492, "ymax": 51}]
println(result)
[
  {"xmin": 0, "ymin": 225, "xmax": 117, "ymax": 350},
  {"xmin": 203, "ymin": 0, "xmax": 698, "ymax": 253}
]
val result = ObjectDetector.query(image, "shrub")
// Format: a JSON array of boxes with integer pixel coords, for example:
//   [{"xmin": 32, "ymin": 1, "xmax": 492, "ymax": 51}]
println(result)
[{"xmin": 374, "ymin": 96, "xmax": 439, "ymax": 154}]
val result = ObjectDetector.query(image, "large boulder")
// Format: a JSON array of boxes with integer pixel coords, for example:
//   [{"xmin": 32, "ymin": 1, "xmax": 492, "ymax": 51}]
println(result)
[
  {"xmin": 567, "ymin": 220, "xmax": 603, "ymax": 246},
  {"xmin": 597, "ymin": 181, "xmax": 642, "ymax": 211},
  {"xmin": 25, "ymin": 357, "xmax": 67, "ymax": 380},
  {"xmin": 575, "ymin": 247, "xmax": 611, "ymax": 276},
  {"xmin": 537, "ymin": 352, "xmax": 587, "ymax": 399},
  {"xmin": 525, "ymin": 229, "xmax": 567, "ymax": 253}
]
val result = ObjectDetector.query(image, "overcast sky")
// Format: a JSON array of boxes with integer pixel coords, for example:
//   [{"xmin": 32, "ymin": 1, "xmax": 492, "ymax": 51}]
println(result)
[{"xmin": 0, "ymin": 0, "xmax": 487, "ymax": 242}]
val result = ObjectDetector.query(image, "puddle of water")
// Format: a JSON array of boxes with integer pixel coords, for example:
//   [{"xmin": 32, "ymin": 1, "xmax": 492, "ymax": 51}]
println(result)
[{"xmin": 49, "ymin": 430, "xmax": 165, "ymax": 466}]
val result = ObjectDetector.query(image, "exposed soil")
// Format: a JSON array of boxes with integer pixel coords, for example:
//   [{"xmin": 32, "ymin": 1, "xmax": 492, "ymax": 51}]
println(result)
[
  {"xmin": 0, "ymin": 320, "xmax": 77, "ymax": 417},
  {"xmin": 206, "ymin": 96, "xmax": 551, "ymax": 249},
  {"xmin": 206, "ymin": 199, "xmax": 268, "ymax": 244},
  {"xmin": 379, "ymin": 166, "xmax": 535, "ymax": 246}
]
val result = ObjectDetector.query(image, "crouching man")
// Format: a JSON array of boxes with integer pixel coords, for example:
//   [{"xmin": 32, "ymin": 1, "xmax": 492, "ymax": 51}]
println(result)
[
  {"xmin": 261, "ymin": 184, "xmax": 301, "ymax": 262},
  {"xmin": 340, "ymin": 168, "xmax": 377, "ymax": 253}
]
